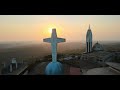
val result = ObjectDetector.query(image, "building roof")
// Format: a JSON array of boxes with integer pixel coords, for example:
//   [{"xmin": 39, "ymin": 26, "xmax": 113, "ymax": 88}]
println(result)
[
  {"xmin": 92, "ymin": 42, "xmax": 104, "ymax": 51},
  {"xmin": 84, "ymin": 67, "xmax": 120, "ymax": 75},
  {"xmin": 82, "ymin": 51, "xmax": 112, "ymax": 59},
  {"xmin": 106, "ymin": 62, "xmax": 120, "ymax": 71},
  {"xmin": 70, "ymin": 67, "xmax": 81, "ymax": 75},
  {"xmin": 11, "ymin": 58, "xmax": 17, "ymax": 64}
]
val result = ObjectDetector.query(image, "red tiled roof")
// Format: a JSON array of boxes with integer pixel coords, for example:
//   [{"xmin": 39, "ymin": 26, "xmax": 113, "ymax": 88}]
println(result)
[{"xmin": 70, "ymin": 67, "xmax": 81, "ymax": 75}]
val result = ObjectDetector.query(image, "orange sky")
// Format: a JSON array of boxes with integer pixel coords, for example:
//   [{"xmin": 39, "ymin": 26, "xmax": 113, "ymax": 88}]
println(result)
[{"xmin": 0, "ymin": 15, "xmax": 120, "ymax": 42}]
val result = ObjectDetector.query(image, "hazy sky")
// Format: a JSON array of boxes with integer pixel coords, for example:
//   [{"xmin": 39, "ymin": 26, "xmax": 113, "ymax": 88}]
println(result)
[{"xmin": 0, "ymin": 15, "xmax": 120, "ymax": 42}]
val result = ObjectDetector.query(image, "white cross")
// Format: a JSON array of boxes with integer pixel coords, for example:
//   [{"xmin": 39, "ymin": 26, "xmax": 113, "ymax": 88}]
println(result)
[{"xmin": 43, "ymin": 28, "xmax": 66, "ymax": 62}]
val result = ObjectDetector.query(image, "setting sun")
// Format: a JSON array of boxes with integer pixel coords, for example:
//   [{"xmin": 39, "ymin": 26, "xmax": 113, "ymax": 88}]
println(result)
[{"xmin": 48, "ymin": 28, "xmax": 52, "ymax": 34}]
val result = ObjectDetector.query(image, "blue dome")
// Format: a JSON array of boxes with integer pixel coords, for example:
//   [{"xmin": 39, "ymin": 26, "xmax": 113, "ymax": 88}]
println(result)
[{"xmin": 45, "ymin": 61, "xmax": 64, "ymax": 75}]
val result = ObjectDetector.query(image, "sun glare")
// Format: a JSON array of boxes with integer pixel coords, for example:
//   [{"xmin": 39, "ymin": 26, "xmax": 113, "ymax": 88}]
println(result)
[
  {"xmin": 48, "ymin": 28, "xmax": 52, "ymax": 34},
  {"xmin": 46, "ymin": 24, "xmax": 63, "ymax": 37}
]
